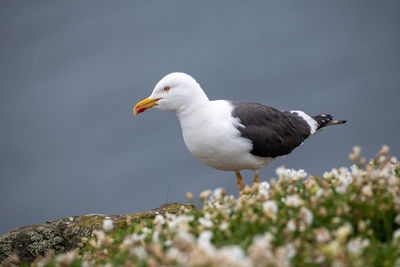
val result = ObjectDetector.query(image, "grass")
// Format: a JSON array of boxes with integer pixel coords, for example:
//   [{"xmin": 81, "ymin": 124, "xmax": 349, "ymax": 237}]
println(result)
[{"xmin": 11, "ymin": 146, "xmax": 400, "ymax": 266}]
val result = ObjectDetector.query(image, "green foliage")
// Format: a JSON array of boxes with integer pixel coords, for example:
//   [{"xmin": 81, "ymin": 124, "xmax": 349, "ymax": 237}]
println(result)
[{"xmin": 28, "ymin": 146, "xmax": 400, "ymax": 267}]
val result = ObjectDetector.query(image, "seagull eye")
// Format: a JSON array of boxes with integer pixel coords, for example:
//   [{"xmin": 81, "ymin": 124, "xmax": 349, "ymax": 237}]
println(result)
[{"xmin": 163, "ymin": 87, "xmax": 170, "ymax": 92}]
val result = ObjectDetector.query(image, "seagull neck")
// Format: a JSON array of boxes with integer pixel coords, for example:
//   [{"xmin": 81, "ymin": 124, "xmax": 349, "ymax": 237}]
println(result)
[{"xmin": 175, "ymin": 97, "xmax": 210, "ymax": 121}]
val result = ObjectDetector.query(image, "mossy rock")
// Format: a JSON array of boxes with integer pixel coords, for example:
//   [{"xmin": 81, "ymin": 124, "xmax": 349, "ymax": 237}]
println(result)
[{"xmin": 0, "ymin": 202, "xmax": 194, "ymax": 264}]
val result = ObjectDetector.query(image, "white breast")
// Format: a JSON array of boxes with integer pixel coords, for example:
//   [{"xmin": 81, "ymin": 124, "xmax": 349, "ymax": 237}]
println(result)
[{"xmin": 176, "ymin": 100, "xmax": 272, "ymax": 171}]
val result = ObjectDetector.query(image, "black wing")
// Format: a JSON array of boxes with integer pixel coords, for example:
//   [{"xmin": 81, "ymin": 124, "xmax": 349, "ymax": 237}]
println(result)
[{"xmin": 231, "ymin": 101, "xmax": 312, "ymax": 158}]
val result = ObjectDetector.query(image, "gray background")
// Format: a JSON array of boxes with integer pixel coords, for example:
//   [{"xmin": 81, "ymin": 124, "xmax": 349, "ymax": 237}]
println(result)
[{"xmin": 0, "ymin": 1, "xmax": 399, "ymax": 235}]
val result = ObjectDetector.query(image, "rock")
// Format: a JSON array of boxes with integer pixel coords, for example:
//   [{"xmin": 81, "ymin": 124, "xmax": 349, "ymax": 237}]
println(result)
[{"xmin": 0, "ymin": 202, "xmax": 194, "ymax": 264}]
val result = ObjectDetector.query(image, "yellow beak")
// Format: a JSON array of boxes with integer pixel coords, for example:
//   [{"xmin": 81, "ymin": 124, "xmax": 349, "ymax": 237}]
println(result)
[{"xmin": 133, "ymin": 97, "xmax": 160, "ymax": 115}]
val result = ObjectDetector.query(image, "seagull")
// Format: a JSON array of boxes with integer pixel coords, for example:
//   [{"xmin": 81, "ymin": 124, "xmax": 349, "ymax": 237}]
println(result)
[{"xmin": 133, "ymin": 73, "xmax": 346, "ymax": 191}]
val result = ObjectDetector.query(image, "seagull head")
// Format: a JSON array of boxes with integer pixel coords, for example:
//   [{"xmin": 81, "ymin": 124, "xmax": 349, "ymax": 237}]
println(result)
[{"xmin": 133, "ymin": 72, "xmax": 209, "ymax": 115}]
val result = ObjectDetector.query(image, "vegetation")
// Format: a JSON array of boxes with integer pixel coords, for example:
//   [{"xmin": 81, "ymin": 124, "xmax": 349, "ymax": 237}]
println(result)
[{"xmin": 4, "ymin": 146, "xmax": 400, "ymax": 266}]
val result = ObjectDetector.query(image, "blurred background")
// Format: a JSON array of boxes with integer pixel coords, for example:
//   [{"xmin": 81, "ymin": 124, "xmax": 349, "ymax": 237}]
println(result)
[{"xmin": 0, "ymin": 1, "xmax": 399, "ymax": 235}]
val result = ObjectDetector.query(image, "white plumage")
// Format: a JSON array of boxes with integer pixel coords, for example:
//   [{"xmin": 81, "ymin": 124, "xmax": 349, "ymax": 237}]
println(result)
[
  {"xmin": 134, "ymin": 72, "xmax": 346, "ymax": 191},
  {"xmin": 177, "ymin": 99, "xmax": 274, "ymax": 171}
]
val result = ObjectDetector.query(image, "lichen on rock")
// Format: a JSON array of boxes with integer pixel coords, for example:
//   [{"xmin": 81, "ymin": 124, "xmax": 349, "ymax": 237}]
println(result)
[{"xmin": 0, "ymin": 202, "xmax": 194, "ymax": 264}]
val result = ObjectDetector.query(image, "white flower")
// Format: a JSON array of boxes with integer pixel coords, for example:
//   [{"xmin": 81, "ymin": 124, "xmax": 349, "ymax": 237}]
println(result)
[
  {"xmin": 142, "ymin": 227, "xmax": 151, "ymax": 235},
  {"xmin": 322, "ymin": 240, "xmax": 341, "ymax": 257},
  {"xmin": 164, "ymin": 239, "xmax": 173, "ymax": 246},
  {"xmin": 351, "ymin": 164, "xmax": 366, "ymax": 178},
  {"xmin": 316, "ymin": 228, "xmax": 331, "ymax": 243},
  {"xmin": 393, "ymin": 229, "xmax": 400, "ymax": 241},
  {"xmin": 259, "ymin": 181, "xmax": 270, "ymax": 190},
  {"xmin": 371, "ymin": 168, "xmax": 391, "ymax": 180},
  {"xmin": 153, "ymin": 214, "xmax": 165, "ymax": 225},
  {"xmin": 200, "ymin": 189, "xmax": 212, "ymax": 200},
  {"xmin": 361, "ymin": 184, "xmax": 373, "ymax": 197},
  {"xmin": 152, "ymin": 231, "xmax": 159, "ymax": 243},
  {"xmin": 197, "ymin": 230, "xmax": 215, "ymax": 255},
  {"xmin": 258, "ymin": 181, "xmax": 270, "ymax": 198},
  {"xmin": 252, "ymin": 232, "xmax": 274, "ymax": 248},
  {"xmin": 296, "ymin": 169, "xmax": 307, "ymax": 179},
  {"xmin": 94, "ymin": 230, "xmax": 105, "ymax": 242},
  {"xmin": 199, "ymin": 217, "xmax": 214, "ymax": 228},
  {"xmin": 395, "ymin": 214, "xmax": 400, "ymax": 225},
  {"xmin": 120, "ymin": 237, "xmax": 133, "ymax": 249},
  {"xmin": 55, "ymin": 250, "xmax": 77, "ymax": 264},
  {"xmin": 349, "ymin": 146, "xmax": 361, "ymax": 161},
  {"xmin": 346, "ymin": 238, "xmax": 370, "ymax": 256},
  {"xmin": 299, "ymin": 207, "xmax": 313, "ymax": 225},
  {"xmin": 166, "ymin": 247, "xmax": 187, "ymax": 265},
  {"xmin": 102, "ymin": 219, "xmax": 114, "ymax": 232},
  {"xmin": 219, "ymin": 222, "xmax": 229, "ymax": 231},
  {"xmin": 315, "ymin": 188, "xmax": 324, "ymax": 197},
  {"xmin": 216, "ymin": 245, "xmax": 251, "ymax": 267},
  {"xmin": 285, "ymin": 195, "xmax": 302, "ymax": 207},
  {"xmin": 283, "ymin": 243, "xmax": 296, "ymax": 260},
  {"xmin": 324, "ymin": 167, "xmax": 352, "ymax": 193},
  {"xmin": 131, "ymin": 232, "xmax": 147, "ymax": 242},
  {"xmin": 276, "ymin": 166, "xmax": 307, "ymax": 181},
  {"xmin": 276, "ymin": 166, "xmax": 287, "ymax": 178},
  {"xmin": 335, "ymin": 223, "xmax": 352, "ymax": 242},
  {"xmin": 286, "ymin": 219, "xmax": 297, "ymax": 232},
  {"xmin": 212, "ymin": 187, "xmax": 226, "ymax": 200},
  {"xmin": 263, "ymin": 200, "xmax": 278, "ymax": 220},
  {"xmin": 198, "ymin": 230, "xmax": 213, "ymax": 243},
  {"xmin": 132, "ymin": 246, "xmax": 147, "ymax": 260},
  {"xmin": 176, "ymin": 230, "xmax": 196, "ymax": 245},
  {"xmin": 247, "ymin": 233, "xmax": 274, "ymax": 260},
  {"xmin": 167, "ymin": 215, "xmax": 194, "ymax": 230}
]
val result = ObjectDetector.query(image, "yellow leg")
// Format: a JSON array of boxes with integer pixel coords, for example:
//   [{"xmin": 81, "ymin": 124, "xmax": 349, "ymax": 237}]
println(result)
[
  {"xmin": 235, "ymin": 171, "xmax": 245, "ymax": 192},
  {"xmin": 253, "ymin": 170, "xmax": 260, "ymax": 184}
]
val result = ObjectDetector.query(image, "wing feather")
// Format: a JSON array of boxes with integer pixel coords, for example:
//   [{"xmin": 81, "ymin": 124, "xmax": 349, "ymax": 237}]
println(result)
[{"xmin": 231, "ymin": 101, "xmax": 311, "ymax": 158}]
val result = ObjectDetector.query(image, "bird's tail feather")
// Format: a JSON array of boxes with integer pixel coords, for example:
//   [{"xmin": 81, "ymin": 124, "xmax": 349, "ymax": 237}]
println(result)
[
  {"xmin": 312, "ymin": 114, "xmax": 346, "ymax": 131},
  {"xmin": 326, "ymin": 120, "xmax": 347, "ymax": 126}
]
